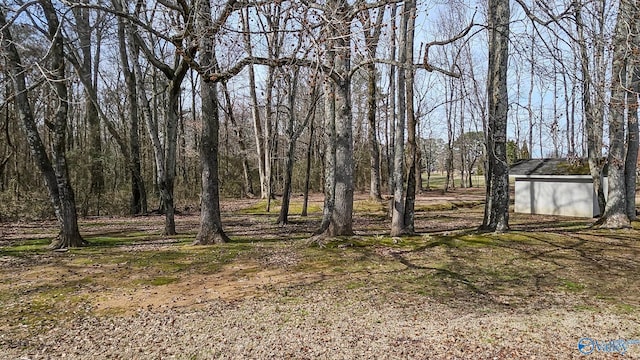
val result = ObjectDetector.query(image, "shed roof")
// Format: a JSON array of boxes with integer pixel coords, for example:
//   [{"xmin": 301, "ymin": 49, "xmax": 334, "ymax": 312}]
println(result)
[{"xmin": 509, "ymin": 158, "xmax": 598, "ymax": 176}]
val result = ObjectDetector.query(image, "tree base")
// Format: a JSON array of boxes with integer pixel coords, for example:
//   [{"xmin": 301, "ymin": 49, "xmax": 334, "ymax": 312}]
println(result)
[
  {"xmin": 597, "ymin": 213, "xmax": 631, "ymax": 229},
  {"xmin": 49, "ymin": 233, "xmax": 88, "ymax": 250},
  {"xmin": 193, "ymin": 230, "xmax": 229, "ymax": 245}
]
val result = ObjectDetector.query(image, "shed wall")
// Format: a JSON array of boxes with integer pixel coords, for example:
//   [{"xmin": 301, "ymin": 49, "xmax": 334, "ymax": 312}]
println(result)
[{"xmin": 514, "ymin": 177, "xmax": 603, "ymax": 217}]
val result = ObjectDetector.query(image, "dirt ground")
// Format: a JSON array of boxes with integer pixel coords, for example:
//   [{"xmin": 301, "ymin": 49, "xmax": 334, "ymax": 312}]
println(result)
[{"xmin": 1, "ymin": 188, "xmax": 640, "ymax": 359}]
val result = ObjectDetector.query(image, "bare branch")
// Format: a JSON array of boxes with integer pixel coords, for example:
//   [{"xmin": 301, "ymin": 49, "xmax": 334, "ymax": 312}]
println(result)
[
  {"xmin": 205, "ymin": 56, "xmax": 327, "ymax": 82},
  {"xmin": 513, "ymin": 0, "xmax": 575, "ymax": 26},
  {"xmin": 422, "ymin": 12, "xmax": 479, "ymax": 73}
]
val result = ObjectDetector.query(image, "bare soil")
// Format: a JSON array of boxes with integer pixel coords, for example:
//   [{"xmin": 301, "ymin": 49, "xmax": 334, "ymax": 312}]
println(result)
[{"xmin": 1, "ymin": 188, "xmax": 640, "ymax": 359}]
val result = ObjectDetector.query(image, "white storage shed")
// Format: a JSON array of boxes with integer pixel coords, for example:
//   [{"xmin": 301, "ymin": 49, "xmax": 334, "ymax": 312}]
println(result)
[{"xmin": 509, "ymin": 159, "xmax": 607, "ymax": 218}]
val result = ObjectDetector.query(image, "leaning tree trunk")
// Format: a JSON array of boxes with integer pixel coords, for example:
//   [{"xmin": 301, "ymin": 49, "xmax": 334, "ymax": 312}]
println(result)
[
  {"xmin": 194, "ymin": 0, "xmax": 229, "ymax": 244},
  {"xmin": 481, "ymin": 0, "xmax": 510, "ymax": 232},
  {"xmin": 601, "ymin": 0, "xmax": 634, "ymax": 229},
  {"xmin": 2, "ymin": 4, "xmax": 85, "ymax": 249}
]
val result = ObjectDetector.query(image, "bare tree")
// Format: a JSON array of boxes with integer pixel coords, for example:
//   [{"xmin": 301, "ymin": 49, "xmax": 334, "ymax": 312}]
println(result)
[{"xmin": 124, "ymin": 1, "xmax": 191, "ymax": 235}]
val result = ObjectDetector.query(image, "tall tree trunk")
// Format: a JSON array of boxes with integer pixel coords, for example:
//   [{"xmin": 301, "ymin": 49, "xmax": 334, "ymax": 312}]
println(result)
[
  {"xmin": 193, "ymin": 0, "xmax": 229, "ymax": 244},
  {"xmin": 330, "ymin": 10, "xmax": 354, "ymax": 237},
  {"xmin": 367, "ymin": 60, "xmax": 383, "ymax": 201},
  {"xmin": 302, "ymin": 114, "xmax": 315, "ymax": 217},
  {"xmin": 387, "ymin": 4, "xmax": 397, "ymax": 196},
  {"xmin": 601, "ymin": 0, "xmax": 634, "ymax": 228},
  {"xmin": 317, "ymin": 63, "xmax": 336, "ymax": 235},
  {"xmin": 625, "ymin": 82, "xmax": 638, "ymax": 221},
  {"xmin": 1, "ymin": 4, "xmax": 86, "ymax": 249},
  {"xmin": 626, "ymin": 13, "xmax": 639, "ymax": 220},
  {"xmin": 115, "ymin": 9, "xmax": 147, "ymax": 215},
  {"xmin": 264, "ymin": 65, "xmax": 276, "ymax": 212},
  {"xmin": 241, "ymin": 8, "xmax": 267, "ymax": 199},
  {"xmin": 575, "ymin": 0, "xmax": 606, "ymax": 215},
  {"xmin": 390, "ymin": 1, "xmax": 409, "ymax": 236},
  {"xmin": 403, "ymin": 0, "xmax": 417, "ymax": 234},
  {"xmin": 481, "ymin": 0, "xmax": 510, "ymax": 232},
  {"xmin": 162, "ymin": 77, "xmax": 185, "ymax": 235},
  {"xmin": 361, "ymin": 8, "xmax": 384, "ymax": 201},
  {"xmin": 278, "ymin": 71, "xmax": 299, "ymax": 225},
  {"xmin": 72, "ymin": 4, "xmax": 104, "ymax": 215}
]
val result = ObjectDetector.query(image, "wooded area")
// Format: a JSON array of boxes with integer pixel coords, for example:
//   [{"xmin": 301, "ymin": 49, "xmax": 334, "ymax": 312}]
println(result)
[{"xmin": 1, "ymin": 0, "xmax": 639, "ymax": 249}]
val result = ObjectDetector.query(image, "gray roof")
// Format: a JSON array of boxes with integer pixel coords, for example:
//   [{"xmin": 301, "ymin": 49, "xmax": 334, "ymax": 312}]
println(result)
[{"xmin": 509, "ymin": 158, "xmax": 596, "ymax": 176}]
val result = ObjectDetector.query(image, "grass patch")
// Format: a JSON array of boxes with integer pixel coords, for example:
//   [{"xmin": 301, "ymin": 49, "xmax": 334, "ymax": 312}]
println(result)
[
  {"xmin": 238, "ymin": 199, "xmax": 281, "ymax": 215},
  {"xmin": 353, "ymin": 199, "xmax": 387, "ymax": 213},
  {"xmin": 560, "ymin": 279, "xmax": 586, "ymax": 292},
  {"xmin": 0, "ymin": 238, "xmax": 50, "ymax": 256}
]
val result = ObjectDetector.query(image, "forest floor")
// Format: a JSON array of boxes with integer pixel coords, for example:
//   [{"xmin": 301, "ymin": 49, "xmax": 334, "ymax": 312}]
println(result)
[{"xmin": 1, "ymin": 188, "xmax": 640, "ymax": 359}]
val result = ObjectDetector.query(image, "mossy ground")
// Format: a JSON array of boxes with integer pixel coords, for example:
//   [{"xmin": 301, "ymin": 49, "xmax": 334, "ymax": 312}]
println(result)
[{"xmin": 1, "ymin": 189, "xmax": 640, "ymax": 351}]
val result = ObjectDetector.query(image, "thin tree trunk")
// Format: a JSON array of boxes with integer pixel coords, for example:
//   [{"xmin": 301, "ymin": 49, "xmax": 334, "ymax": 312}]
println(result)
[
  {"xmin": 625, "ymin": 84, "xmax": 638, "ymax": 220},
  {"xmin": 72, "ymin": 4, "xmax": 104, "ymax": 215},
  {"xmin": 361, "ymin": 8, "xmax": 384, "ymax": 201},
  {"xmin": 302, "ymin": 113, "xmax": 315, "ymax": 217},
  {"xmin": 387, "ymin": 4, "xmax": 397, "ymax": 196},
  {"xmin": 576, "ymin": 0, "xmax": 607, "ymax": 215},
  {"xmin": 241, "ymin": 8, "xmax": 267, "ymax": 199},
  {"xmin": 115, "ymin": 9, "xmax": 147, "ymax": 215}
]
